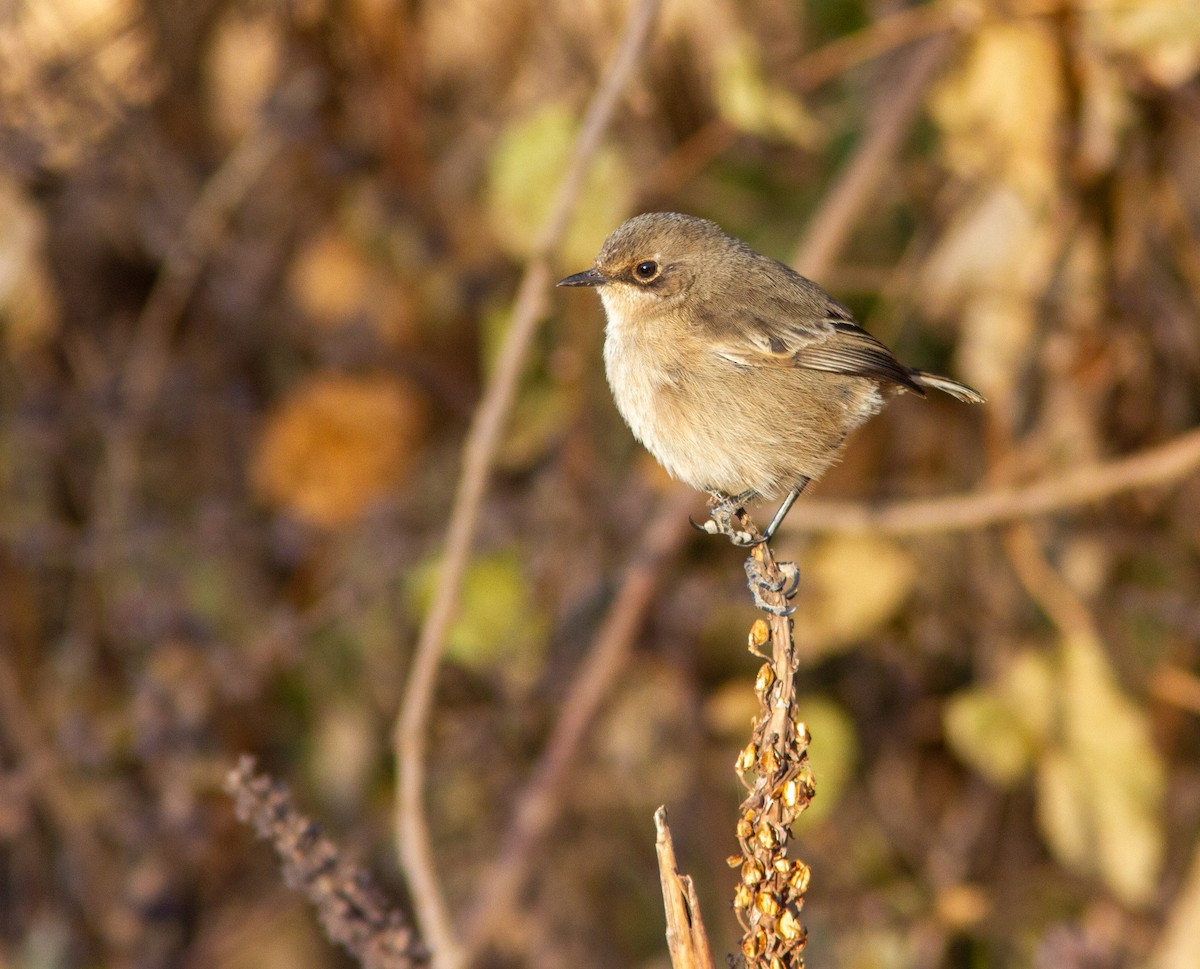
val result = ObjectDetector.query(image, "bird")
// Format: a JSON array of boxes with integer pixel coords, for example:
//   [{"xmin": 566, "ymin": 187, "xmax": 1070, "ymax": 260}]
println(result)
[{"xmin": 558, "ymin": 212, "xmax": 984, "ymax": 544}]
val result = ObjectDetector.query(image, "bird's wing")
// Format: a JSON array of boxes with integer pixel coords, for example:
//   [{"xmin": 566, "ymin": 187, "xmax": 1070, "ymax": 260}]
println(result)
[{"xmin": 710, "ymin": 291, "xmax": 926, "ymax": 396}]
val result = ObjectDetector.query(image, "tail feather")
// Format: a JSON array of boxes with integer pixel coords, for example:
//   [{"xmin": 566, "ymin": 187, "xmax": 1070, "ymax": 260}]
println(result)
[{"xmin": 911, "ymin": 370, "xmax": 986, "ymax": 404}]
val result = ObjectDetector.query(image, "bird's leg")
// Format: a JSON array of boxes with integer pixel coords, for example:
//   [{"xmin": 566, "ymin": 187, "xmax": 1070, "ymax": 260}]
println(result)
[{"xmin": 755, "ymin": 478, "xmax": 810, "ymax": 545}]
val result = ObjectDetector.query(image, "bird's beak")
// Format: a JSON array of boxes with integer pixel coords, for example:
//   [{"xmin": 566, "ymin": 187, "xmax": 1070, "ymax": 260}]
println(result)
[{"xmin": 556, "ymin": 268, "xmax": 608, "ymax": 288}]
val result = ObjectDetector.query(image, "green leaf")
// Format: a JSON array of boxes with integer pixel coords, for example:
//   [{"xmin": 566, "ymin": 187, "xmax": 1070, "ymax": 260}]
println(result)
[
  {"xmin": 943, "ymin": 648, "xmax": 1054, "ymax": 786},
  {"xmin": 793, "ymin": 696, "xmax": 857, "ymax": 826},
  {"xmin": 409, "ymin": 548, "xmax": 548, "ymax": 685},
  {"xmin": 714, "ymin": 35, "xmax": 821, "ymax": 146},
  {"xmin": 485, "ymin": 102, "xmax": 632, "ymax": 269}
]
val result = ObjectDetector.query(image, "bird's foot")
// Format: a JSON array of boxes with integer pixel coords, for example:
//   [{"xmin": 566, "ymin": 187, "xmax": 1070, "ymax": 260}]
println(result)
[
  {"xmin": 744, "ymin": 556, "xmax": 800, "ymax": 616},
  {"xmin": 697, "ymin": 494, "xmax": 762, "ymax": 546}
]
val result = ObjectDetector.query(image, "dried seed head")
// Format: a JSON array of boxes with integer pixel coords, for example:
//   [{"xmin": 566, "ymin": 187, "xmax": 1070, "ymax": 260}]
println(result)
[
  {"xmin": 734, "ymin": 883, "xmax": 753, "ymax": 910},
  {"xmin": 759, "ymin": 746, "xmax": 780, "ymax": 774},
  {"xmin": 749, "ymin": 619, "xmax": 770, "ymax": 650},
  {"xmin": 755, "ymin": 662, "xmax": 775, "ymax": 695},
  {"xmin": 773, "ymin": 857, "xmax": 794, "ymax": 873},
  {"xmin": 789, "ymin": 862, "xmax": 812, "ymax": 893},
  {"xmin": 737, "ymin": 743, "xmax": 758, "ymax": 773},
  {"xmin": 756, "ymin": 822, "xmax": 778, "ymax": 849},
  {"xmin": 778, "ymin": 907, "xmax": 807, "ymax": 943},
  {"xmin": 737, "ymin": 812, "xmax": 754, "ymax": 838},
  {"xmin": 755, "ymin": 891, "xmax": 780, "ymax": 917},
  {"xmin": 741, "ymin": 859, "xmax": 763, "ymax": 886},
  {"xmin": 782, "ymin": 778, "xmax": 802, "ymax": 807},
  {"xmin": 741, "ymin": 929, "xmax": 767, "ymax": 959},
  {"xmin": 727, "ymin": 854, "xmax": 743, "ymax": 868}
]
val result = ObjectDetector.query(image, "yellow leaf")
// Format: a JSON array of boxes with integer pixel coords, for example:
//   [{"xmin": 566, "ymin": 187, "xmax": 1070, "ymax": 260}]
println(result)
[
  {"xmin": 790, "ymin": 535, "xmax": 917, "ymax": 657},
  {"xmin": 1085, "ymin": 0, "xmax": 1200, "ymax": 87},
  {"xmin": 1036, "ymin": 634, "xmax": 1166, "ymax": 906},
  {"xmin": 0, "ymin": 180, "xmax": 59, "ymax": 358},
  {"xmin": 931, "ymin": 21, "xmax": 1064, "ymax": 201},
  {"xmin": 1151, "ymin": 843, "xmax": 1200, "ymax": 969},
  {"xmin": 408, "ymin": 549, "xmax": 548, "ymax": 685},
  {"xmin": 944, "ymin": 648, "xmax": 1055, "ymax": 786},
  {"xmin": 205, "ymin": 11, "xmax": 281, "ymax": 143}
]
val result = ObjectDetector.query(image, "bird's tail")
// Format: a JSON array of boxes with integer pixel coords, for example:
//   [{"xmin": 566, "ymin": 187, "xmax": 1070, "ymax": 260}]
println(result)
[{"xmin": 911, "ymin": 370, "xmax": 986, "ymax": 404}]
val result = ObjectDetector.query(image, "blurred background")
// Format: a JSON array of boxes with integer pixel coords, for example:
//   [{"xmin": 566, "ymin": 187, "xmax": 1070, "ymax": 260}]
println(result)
[{"xmin": 1, "ymin": 0, "xmax": 1199, "ymax": 967}]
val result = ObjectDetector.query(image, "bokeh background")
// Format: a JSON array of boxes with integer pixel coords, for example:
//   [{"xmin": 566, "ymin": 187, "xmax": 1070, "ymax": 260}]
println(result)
[{"xmin": 2, "ymin": 1, "xmax": 1199, "ymax": 967}]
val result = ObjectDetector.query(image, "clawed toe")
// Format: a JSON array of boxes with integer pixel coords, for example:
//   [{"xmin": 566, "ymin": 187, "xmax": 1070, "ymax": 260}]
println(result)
[{"xmin": 749, "ymin": 586, "xmax": 796, "ymax": 616}]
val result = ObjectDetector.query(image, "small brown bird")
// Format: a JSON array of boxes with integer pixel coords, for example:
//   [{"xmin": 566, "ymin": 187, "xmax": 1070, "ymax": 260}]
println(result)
[{"xmin": 558, "ymin": 212, "xmax": 984, "ymax": 543}]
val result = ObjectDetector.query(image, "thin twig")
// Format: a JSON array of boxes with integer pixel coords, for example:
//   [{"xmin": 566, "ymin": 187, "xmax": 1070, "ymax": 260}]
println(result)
[
  {"xmin": 391, "ymin": 3, "xmax": 662, "ymax": 966},
  {"xmin": 791, "ymin": 3, "xmax": 959, "ymax": 92},
  {"xmin": 100, "ymin": 124, "xmax": 287, "ymax": 535},
  {"xmin": 779, "ymin": 426, "xmax": 1200, "ymax": 536},
  {"xmin": 791, "ymin": 32, "xmax": 957, "ymax": 279},
  {"xmin": 461, "ymin": 487, "xmax": 694, "ymax": 958}
]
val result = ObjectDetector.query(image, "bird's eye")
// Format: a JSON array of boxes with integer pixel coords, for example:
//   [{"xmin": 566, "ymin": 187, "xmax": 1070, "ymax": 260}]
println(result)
[{"xmin": 633, "ymin": 260, "xmax": 660, "ymax": 282}]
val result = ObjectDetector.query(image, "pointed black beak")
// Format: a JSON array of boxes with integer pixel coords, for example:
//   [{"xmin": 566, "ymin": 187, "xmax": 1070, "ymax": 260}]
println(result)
[{"xmin": 556, "ymin": 268, "xmax": 608, "ymax": 288}]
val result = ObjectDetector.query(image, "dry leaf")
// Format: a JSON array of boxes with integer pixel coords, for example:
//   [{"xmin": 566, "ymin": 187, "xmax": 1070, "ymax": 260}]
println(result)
[
  {"xmin": 0, "ymin": 180, "xmax": 59, "ymax": 357},
  {"xmin": 931, "ymin": 20, "xmax": 1065, "ymax": 202},
  {"xmin": 948, "ymin": 635, "xmax": 1165, "ymax": 905},
  {"xmin": 1036, "ymin": 632, "xmax": 1165, "ymax": 907},
  {"xmin": 921, "ymin": 186, "xmax": 1055, "ymax": 401},
  {"xmin": 205, "ymin": 11, "xmax": 281, "ymax": 144},
  {"xmin": 289, "ymin": 228, "xmax": 375, "ymax": 325},
  {"xmin": 1084, "ymin": 0, "xmax": 1200, "ymax": 87},
  {"xmin": 790, "ymin": 535, "xmax": 917, "ymax": 657},
  {"xmin": 252, "ymin": 373, "xmax": 428, "ymax": 527}
]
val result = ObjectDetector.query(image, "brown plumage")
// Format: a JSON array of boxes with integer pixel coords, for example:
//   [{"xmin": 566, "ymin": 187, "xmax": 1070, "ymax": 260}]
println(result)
[{"xmin": 559, "ymin": 212, "xmax": 984, "ymax": 541}]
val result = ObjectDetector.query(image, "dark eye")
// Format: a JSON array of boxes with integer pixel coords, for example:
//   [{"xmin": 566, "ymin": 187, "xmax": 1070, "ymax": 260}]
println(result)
[{"xmin": 633, "ymin": 260, "xmax": 659, "ymax": 282}]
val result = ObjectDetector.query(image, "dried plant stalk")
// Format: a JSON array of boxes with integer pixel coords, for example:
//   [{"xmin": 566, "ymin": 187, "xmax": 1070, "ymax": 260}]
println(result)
[
  {"xmin": 725, "ymin": 523, "xmax": 815, "ymax": 968},
  {"xmin": 226, "ymin": 757, "xmax": 427, "ymax": 969},
  {"xmin": 655, "ymin": 807, "xmax": 717, "ymax": 969}
]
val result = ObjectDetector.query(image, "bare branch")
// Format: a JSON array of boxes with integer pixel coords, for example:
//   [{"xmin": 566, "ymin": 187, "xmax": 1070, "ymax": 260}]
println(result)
[
  {"xmin": 782, "ymin": 427, "xmax": 1200, "ymax": 536},
  {"xmin": 791, "ymin": 32, "xmax": 956, "ymax": 279},
  {"xmin": 461, "ymin": 487, "xmax": 695, "ymax": 957}
]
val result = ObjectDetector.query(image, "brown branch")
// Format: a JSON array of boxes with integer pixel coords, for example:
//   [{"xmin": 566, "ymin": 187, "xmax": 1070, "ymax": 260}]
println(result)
[
  {"xmin": 225, "ymin": 757, "xmax": 427, "ymax": 969},
  {"xmin": 461, "ymin": 485, "xmax": 695, "ymax": 958},
  {"xmin": 391, "ymin": 2, "xmax": 663, "ymax": 965},
  {"xmin": 780, "ymin": 426, "xmax": 1200, "ymax": 536},
  {"xmin": 791, "ymin": 32, "xmax": 957, "ymax": 279},
  {"xmin": 791, "ymin": 5, "xmax": 959, "ymax": 93},
  {"xmin": 656, "ymin": 807, "xmax": 717, "ymax": 969}
]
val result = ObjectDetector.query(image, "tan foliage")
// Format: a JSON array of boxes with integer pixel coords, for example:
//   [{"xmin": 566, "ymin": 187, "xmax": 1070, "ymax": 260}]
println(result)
[{"xmin": 252, "ymin": 373, "xmax": 428, "ymax": 527}]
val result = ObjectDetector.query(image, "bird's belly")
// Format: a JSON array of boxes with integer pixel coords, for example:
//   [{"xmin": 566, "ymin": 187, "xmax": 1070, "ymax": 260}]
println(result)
[{"xmin": 605, "ymin": 332, "xmax": 885, "ymax": 498}]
